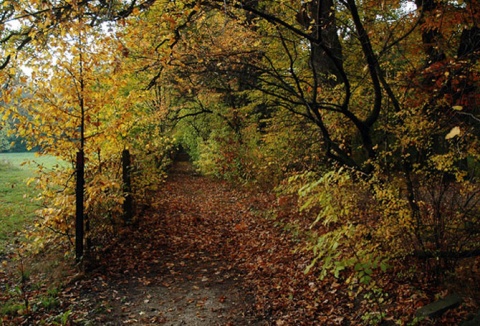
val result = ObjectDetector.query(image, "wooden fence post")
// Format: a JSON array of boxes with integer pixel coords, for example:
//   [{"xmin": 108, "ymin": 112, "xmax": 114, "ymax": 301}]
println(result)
[{"xmin": 75, "ymin": 150, "xmax": 85, "ymax": 263}]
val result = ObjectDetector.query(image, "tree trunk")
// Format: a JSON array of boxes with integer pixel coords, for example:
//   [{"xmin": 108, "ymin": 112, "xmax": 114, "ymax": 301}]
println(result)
[
  {"xmin": 75, "ymin": 150, "xmax": 85, "ymax": 263},
  {"xmin": 122, "ymin": 149, "xmax": 134, "ymax": 224},
  {"xmin": 415, "ymin": 0, "xmax": 446, "ymax": 66},
  {"xmin": 297, "ymin": 0, "xmax": 344, "ymax": 84}
]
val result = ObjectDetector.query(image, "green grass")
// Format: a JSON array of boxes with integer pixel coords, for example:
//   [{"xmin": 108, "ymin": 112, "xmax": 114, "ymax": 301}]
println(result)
[{"xmin": 0, "ymin": 152, "xmax": 61, "ymax": 255}]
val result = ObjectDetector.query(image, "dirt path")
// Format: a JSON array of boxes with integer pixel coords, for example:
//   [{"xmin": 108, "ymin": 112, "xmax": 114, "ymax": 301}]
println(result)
[{"xmin": 75, "ymin": 162, "xmax": 269, "ymax": 325}]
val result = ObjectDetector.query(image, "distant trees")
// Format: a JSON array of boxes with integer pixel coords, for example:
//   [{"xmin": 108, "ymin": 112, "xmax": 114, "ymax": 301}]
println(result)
[{"xmin": 0, "ymin": 114, "xmax": 11, "ymax": 152}]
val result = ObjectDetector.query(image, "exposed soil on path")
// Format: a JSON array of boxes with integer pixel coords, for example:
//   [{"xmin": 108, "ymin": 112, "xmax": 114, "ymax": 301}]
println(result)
[{"xmin": 73, "ymin": 161, "xmax": 273, "ymax": 325}]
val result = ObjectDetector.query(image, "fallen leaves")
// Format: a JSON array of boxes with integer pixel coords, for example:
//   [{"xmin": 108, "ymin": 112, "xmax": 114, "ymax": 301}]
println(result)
[{"xmin": 1, "ymin": 161, "xmax": 478, "ymax": 325}]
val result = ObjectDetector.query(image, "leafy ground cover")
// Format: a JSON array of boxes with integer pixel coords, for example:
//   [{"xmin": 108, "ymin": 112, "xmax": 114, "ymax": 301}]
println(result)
[{"xmin": 1, "ymin": 161, "xmax": 479, "ymax": 325}]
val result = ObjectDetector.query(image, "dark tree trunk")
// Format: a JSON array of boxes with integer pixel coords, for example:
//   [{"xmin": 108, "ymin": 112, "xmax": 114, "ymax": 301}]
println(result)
[
  {"xmin": 297, "ymin": 0, "xmax": 344, "ymax": 84},
  {"xmin": 415, "ymin": 0, "xmax": 446, "ymax": 66},
  {"xmin": 75, "ymin": 150, "xmax": 85, "ymax": 263},
  {"xmin": 122, "ymin": 149, "xmax": 134, "ymax": 224},
  {"xmin": 458, "ymin": 26, "xmax": 480, "ymax": 62}
]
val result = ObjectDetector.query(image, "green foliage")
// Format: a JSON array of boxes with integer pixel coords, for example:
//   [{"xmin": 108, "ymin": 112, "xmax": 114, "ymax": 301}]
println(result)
[
  {"xmin": 280, "ymin": 148, "xmax": 479, "ymax": 286},
  {"xmin": 280, "ymin": 169, "xmax": 390, "ymax": 284},
  {"xmin": 54, "ymin": 310, "xmax": 72, "ymax": 326},
  {"xmin": 195, "ymin": 128, "xmax": 244, "ymax": 180},
  {"xmin": 361, "ymin": 311, "xmax": 386, "ymax": 326},
  {"xmin": 1, "ymin": 268, "xmax": 65, "ymax": 321},
  {"xmin": 0, "ymin": 299, "xmax": 25, "ymax": 316},
  {"xmin": 177, "ymin": 99, "xmax": 324, "ymax": 189},
  {"xmin": 36, "ymin": 293, "xmax": 60, "ymax": 311}
]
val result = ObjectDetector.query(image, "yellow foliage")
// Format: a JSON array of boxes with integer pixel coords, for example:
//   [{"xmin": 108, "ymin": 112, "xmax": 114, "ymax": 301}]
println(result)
[{"xmin": 5, "ymin": 15, "xmax": 174, "ymax": 253}]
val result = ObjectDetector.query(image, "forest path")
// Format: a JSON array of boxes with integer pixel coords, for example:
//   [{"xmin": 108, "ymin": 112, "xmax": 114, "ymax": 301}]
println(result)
[
  {"xmin": 68, "ymin": 161, "xmax": 480, "ymax": 326},
  {"xmin": 3, "ymin": 162, "xmax": 476, "ymax": 325},
  {"xmin": 78, "ymin": 161, "xmax": 276, "ymax": 325}
]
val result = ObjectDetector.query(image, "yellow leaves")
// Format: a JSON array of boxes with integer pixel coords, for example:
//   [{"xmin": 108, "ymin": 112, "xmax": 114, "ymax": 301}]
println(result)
[
  {"xmin": 430, "ymin": 152, "xmax": 460, "ymax": 173},
  {"xmin": 1, "ymin": 0, "xmax": 177, "ymax": 254},
  {"xmin": 162, "ymin": 14, "xmax": 177, "ymax": 30},
  {"xmin": 60, "ymin": 27, "xmax": 67, "ymax": 38},
  {"xmin": 26, "ymin": 177, "xmax": 36, "ymax": 187},
  {"xmin": 445, "ymin": 126, "xmax": 461, "ymax": 139}
]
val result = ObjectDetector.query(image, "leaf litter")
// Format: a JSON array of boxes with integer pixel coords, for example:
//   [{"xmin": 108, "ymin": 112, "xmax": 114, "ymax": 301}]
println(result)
[{"xmin": 2, "ymin": 161, "xmax": 478, "ymax": 325}]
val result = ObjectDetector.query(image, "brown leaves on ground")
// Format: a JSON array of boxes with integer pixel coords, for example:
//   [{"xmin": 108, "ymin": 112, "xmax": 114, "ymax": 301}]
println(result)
[
  {"xmin": 74, "ymin": 161, "xmax": 476, "ymax": 325},
  {"xmin": 2, "ymin": 161, "xmax": 479, "ymax": 325}
]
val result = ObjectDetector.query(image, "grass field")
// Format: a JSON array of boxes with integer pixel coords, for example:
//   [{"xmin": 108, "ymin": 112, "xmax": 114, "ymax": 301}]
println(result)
[{"xmin": 0, "ymin": 152, "xmax": 60, "ymax": 255}]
